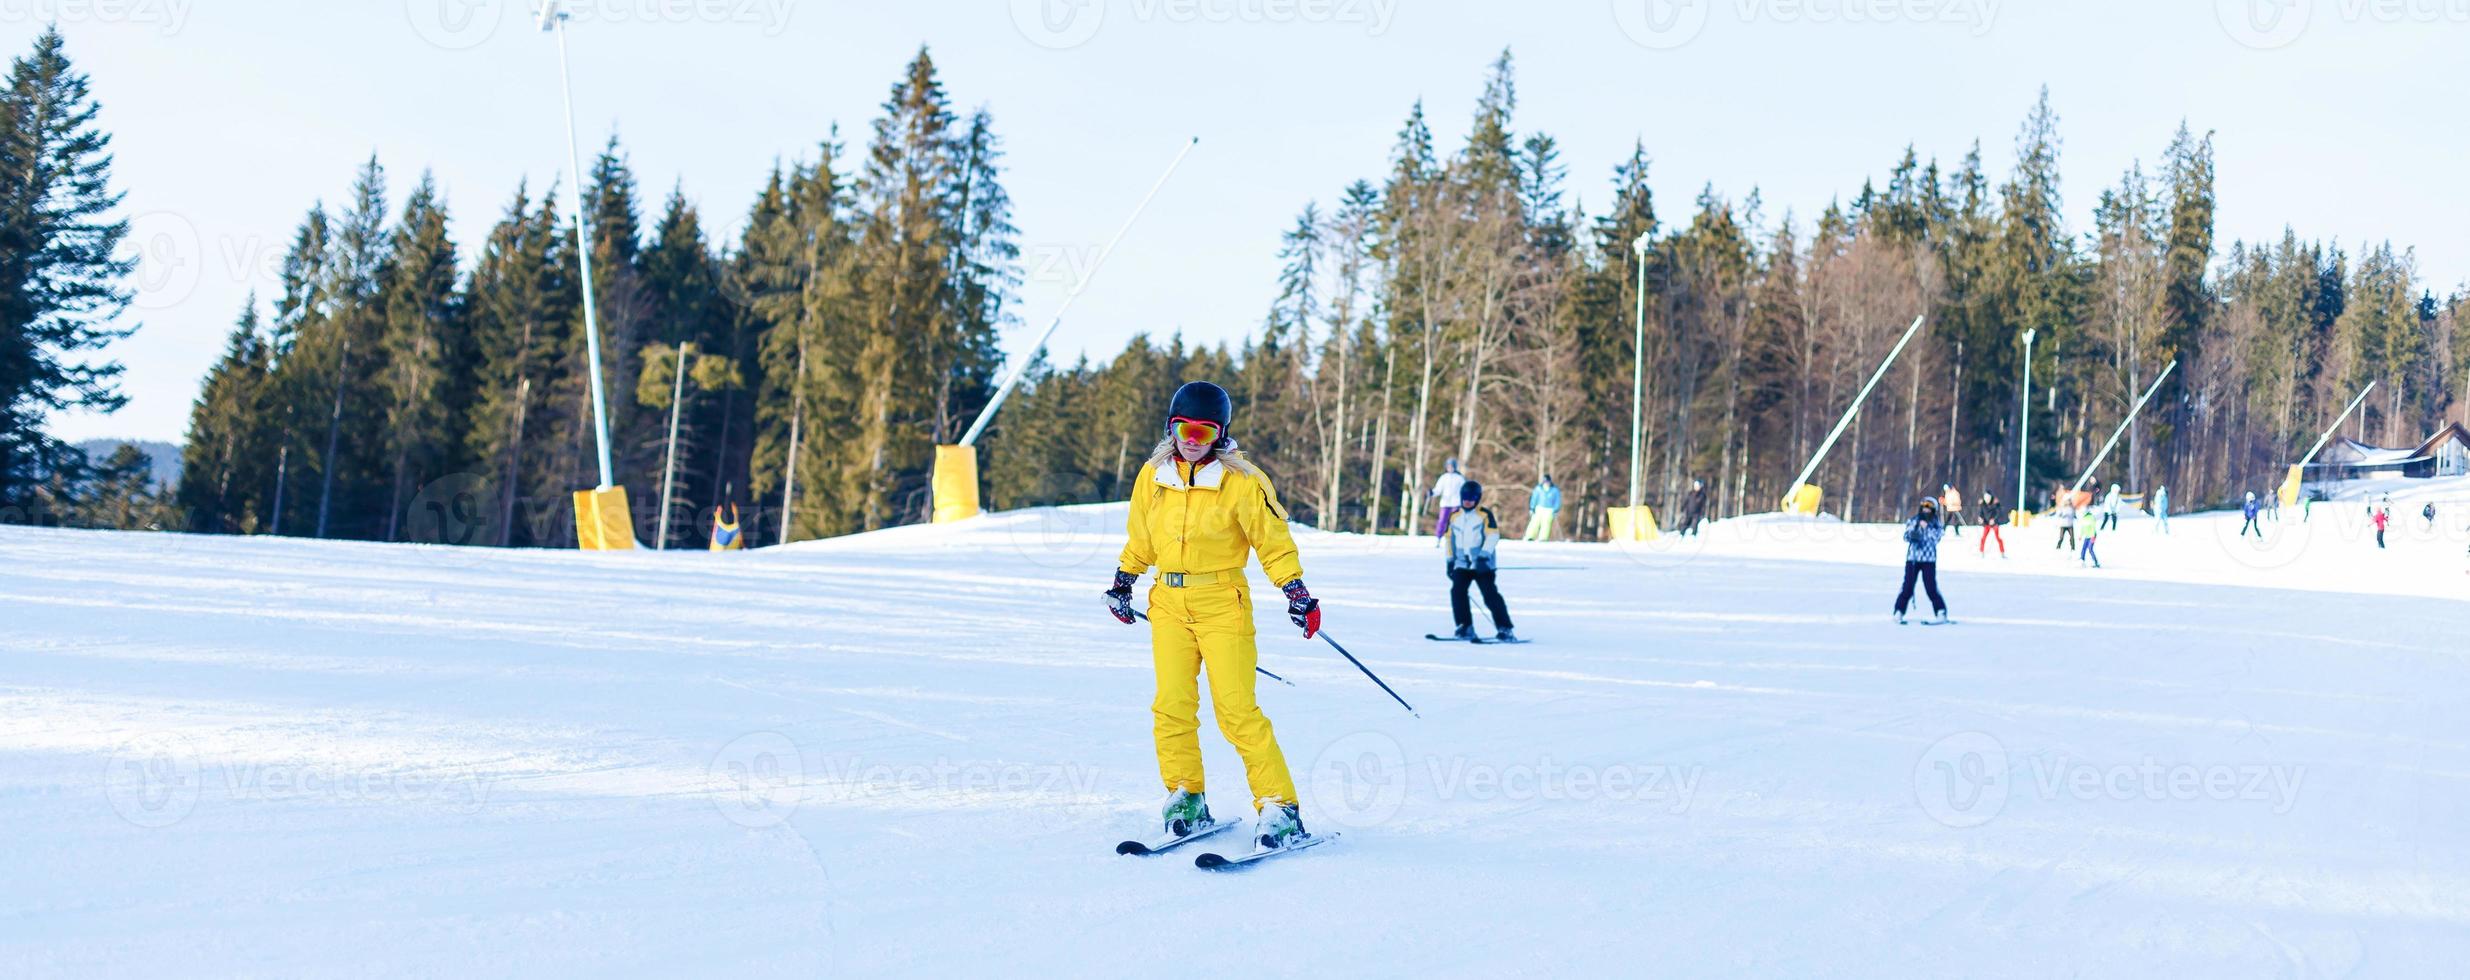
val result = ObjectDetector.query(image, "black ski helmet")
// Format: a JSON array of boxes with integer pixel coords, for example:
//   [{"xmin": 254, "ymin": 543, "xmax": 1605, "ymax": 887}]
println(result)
[
  {"xmin": 1168, "ymin": 381, "xmax": 1231, "ymax": 426},
  {"xmin": 1460, "ymin": 480, "xmax": 1484, "ymax": 505}
]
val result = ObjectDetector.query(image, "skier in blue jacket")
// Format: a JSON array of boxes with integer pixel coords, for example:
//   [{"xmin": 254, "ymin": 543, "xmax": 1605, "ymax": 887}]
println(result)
[
  {"xmin": 2240, "ymin": 491, "xmax": 2263, "ymax": 537},
  {"xmin": 1521, "ymin": 475, "xmax": 1561, "ymax": 542}
]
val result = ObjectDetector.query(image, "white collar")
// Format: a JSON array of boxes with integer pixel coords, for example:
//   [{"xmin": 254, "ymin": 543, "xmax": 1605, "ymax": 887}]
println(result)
[{"xmin": 1154, "ymin": 458, "xmax": 1226, "ymax": 490}]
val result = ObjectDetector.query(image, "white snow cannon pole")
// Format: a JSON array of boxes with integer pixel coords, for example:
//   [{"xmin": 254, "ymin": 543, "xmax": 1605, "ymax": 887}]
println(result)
[
  {"xmin": 2068, "ymin": 359, "xmax": 2177, "ymax": 494},
  {"xmin": 542, "ymin": 0, "xmax": 634, "ymax": 549},
  {"xmin": 1313, "ymin": 629, "xmax": 1418, "ymax": 718},
  {"xmin": 2294, "ymin": 381, "xmax": 2378, "ymax": 470},
  {"xmin": 2283, "ymin": 380, "xmax": 2377, "ymax": 504},
  {"xmin": 955, "ymin": 136, "xmax": 1200, "ymax": 451},
  {"xmin": 1781, "ymin": 313, "xmax": 1927, "ymax": 514}
]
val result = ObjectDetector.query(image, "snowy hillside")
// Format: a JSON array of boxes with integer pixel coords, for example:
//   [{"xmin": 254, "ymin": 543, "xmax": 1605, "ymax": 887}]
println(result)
[{"xmin": 4, "ymin": 504, "xmax": 2467, "ymax": 977}]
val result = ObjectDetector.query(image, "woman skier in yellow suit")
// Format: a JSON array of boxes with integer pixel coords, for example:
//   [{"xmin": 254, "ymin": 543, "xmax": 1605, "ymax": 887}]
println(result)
[{"xmin": 1104, "ymin": 381, "xmax": 1320, "ymax": 851}]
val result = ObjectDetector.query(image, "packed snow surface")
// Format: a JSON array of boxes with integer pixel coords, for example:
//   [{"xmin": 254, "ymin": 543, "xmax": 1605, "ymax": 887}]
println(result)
[{"xmin": 4, "ymin": 496, "xmax": 2467, "ymax": 977}]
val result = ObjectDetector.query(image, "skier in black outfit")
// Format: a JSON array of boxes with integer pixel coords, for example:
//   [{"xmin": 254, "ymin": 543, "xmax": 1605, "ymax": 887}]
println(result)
[
  {"xmin": 1894, "ymin": 496, "xmax": 1949, "ymax": 625},
  {"xmin": 1678, "ymin": 479, "xmax": 1709, "ymax": 536},
  {"xmin": 1443, "ymin": 480, "xmax": 1517, "ymax": 641}
]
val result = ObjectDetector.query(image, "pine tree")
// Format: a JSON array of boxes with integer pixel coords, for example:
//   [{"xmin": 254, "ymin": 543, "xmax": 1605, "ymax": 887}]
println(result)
[
  {"xmin": 177, "ymin": 298, "xmax": 273, "ymax": 533},
  {"xmin": 0, "ymin": 29, "xmax": 133, "ymax": 509},
  {"xmin": 375, "ymin": 173, "xmax": 464, "ymax": 540}
]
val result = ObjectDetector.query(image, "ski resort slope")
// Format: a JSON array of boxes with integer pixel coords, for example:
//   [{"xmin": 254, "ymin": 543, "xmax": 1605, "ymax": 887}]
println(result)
[{"xmin": 4, "ymin": 503, "xmax": 2467, "ymax": 978}]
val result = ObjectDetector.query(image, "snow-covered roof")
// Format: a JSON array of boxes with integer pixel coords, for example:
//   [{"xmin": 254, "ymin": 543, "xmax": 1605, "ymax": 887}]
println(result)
[{"xmin": 2309, "ymin": 437, "xmax": 2423, "ymax": 468}]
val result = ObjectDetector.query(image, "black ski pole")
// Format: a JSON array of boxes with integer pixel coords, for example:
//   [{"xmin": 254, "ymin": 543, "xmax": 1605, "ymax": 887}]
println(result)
[
  {"xmin": 1131, "ymin": 610, "xmax": 1293, "ymax": 686},
  {"xmin": 1313, "ymin": 628, "xmax": 1418, "ymax": 718}
]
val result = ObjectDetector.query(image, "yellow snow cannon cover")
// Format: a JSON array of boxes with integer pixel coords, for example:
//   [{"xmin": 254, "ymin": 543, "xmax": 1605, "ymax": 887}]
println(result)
[
  {"xmin": 572, "ymin": 486, "xmax": 637, "ymax": 550},
  {"xmin": 1781, "ymin": 484, "xmax": 1824, "ymax": 515},
  {"xmin": 1606, "ymin": 505, "xmax": 1661, "ymax": 541},
  {"xmin": 932, "ymin": 444, "xmax": 981, "ymax": 524},
  {"xmin": 2278, "ymin": 465, "xmax": 2303, "ymax": 507}
]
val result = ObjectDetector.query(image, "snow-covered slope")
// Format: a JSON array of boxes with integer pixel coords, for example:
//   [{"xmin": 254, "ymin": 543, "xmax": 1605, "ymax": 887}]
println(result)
[{"xmin": 4, "ymin": 506, "xmax": 2466, "ymax": 977}]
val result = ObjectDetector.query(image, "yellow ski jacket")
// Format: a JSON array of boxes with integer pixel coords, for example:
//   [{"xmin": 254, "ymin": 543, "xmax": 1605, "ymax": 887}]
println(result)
[{"xmin": 1118, "ymin": 442, "xmax": 1303, "ymax": 587}]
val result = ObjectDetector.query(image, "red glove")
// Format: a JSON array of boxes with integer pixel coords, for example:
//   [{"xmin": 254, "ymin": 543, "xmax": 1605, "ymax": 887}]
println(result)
[{"xmin": 1281, "ymin": 580, "xmax": 1320, "ymax": 638}]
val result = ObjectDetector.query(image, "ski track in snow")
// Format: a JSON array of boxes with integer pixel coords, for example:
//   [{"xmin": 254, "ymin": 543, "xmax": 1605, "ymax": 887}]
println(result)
[{"xmin": 3, "ymin": 498, "xmax": 2468, "ymax": 978}]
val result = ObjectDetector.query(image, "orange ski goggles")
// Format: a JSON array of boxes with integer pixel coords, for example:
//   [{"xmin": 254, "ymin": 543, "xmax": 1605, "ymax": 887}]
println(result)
[{"xmin": 1169, "ymin": 417, "xmax": 1222, "ymax": 445}]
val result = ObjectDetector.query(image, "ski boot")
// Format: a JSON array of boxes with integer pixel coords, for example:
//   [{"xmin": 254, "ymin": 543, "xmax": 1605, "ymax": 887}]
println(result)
[
  {"xmin": 1452, "ymin": 624, "xmax": 1478, "ymax": 641},
  {"xmin": 1495, "ymin": 628, "xmax": 1518, "ymax": 643},
  {"xmin": 1931, "ymin": 609, "xmax": 1949, "ymax": 625},
  {"xmin": 1894, "ymin": 609, "xmax": 1907, "ymax": 625},
  {"xmin": 1251, "ymin": 800, "xmax": 1306, "ymax": 852},
  {"xmin": 1162, "ymin": 788, "xmax": 1213, "ymax": 837}
]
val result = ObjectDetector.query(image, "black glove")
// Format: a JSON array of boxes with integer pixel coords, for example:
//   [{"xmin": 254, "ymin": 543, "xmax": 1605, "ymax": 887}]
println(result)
[
  {"xmin": 1282, "ymin": 580, "xmax": 1320, "ymax": 638},
  {"xmin": 1104, "ymin": 570, "xmax": 1138, "ymax": 624}
]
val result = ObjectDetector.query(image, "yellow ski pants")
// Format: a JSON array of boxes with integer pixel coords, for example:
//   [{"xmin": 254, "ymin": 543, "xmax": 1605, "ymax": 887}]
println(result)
[{"xmin": 1147, "ymin": 579, "xmax": 1296, "ymax": 809}]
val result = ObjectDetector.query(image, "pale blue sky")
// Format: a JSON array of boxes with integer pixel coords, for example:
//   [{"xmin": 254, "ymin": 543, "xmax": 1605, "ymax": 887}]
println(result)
[{"xmin": 28, "ymin": 0, "xmax": 2466, "ymax": 444}]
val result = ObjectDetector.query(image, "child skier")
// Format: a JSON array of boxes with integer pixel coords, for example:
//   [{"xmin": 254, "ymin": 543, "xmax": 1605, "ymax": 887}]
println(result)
[
  {"xmin": 2078, "ymin": 524, "xmax": 2101, "ymax": 568},
  {"xmin": 2374, "ymin": 504, "xmax": 2390, "ymax": 549},
  {"xmin": 1976, "ymin": 490, "xmax": 2006, "ymax": 556},
  {"xmin": 2053, "ymin": 496, "xmax": 2078, "ymax": 551},
  {"xmin": 1522, "ymin": 474, "xmax": 1561, "ymax": 542},
  {"xmin": 2240, "ymin": 492, "xmax": 2263, "ymax": 536},
  {"xmin": 1105, "ymin": 381, "xmax": 1317, "ymax": 852},
  {"xmin": 1894, "ymin": 496, "xmax": 1949, "ymax": 625},
  {"xmin": 1679, "ymin": 478, "xmax": 1709, "ymax": 536},
  {"xmin": 1943, "ymin": 485, "xmax": 1965, "ymax": 532},
  {"xmin": 2153, "ymin": 485, "xmax": 2171, "ymax": 534},
  {"xmin": 2100, "ymin": 483, "xmax": 2123, "ymax": 531},
  {"xmin": 1444, "ymin": 481, "xmax": 1517, "ymax": 642},
  {"xmin": 2424, "ymin": 501, "xmax": 2439, "ymax": 530}
]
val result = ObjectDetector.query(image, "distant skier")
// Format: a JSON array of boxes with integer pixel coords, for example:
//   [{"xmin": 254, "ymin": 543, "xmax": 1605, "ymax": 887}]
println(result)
[
  {"xmin": 1521, "ymin": 474, "xmax": 1561, "ymax": 542},
  {"xmin": 1893, "ymin": 496, "xmax": 1949, "ymax": 625},
  {"xmin": 1678, "ymin": 478, "xmax": 1709, "ymax": 536},
  {"xmin": 2240, "ymin": 491, "xmax": 2263, "ymax": 536},
  {"xmin": 2100, "ymin": 483, "xmax": 2123, "ymax": 531},
  {"xmin": 1443, "ymin": 480, "xmax": 1517, "ymax": 642},
  {"xmin": 1105, "ymin": 380, "xmax": 1314, "ymax": 852},
  {"xmin": 1976, "ymin": 489, "xmax": 2006, "ymax": 556},
  {"xmin": 2374, "ymin": 504, "xmax": 2390, "ymax": 549},
  {"xmin": 1942, "ymin": 485, "xmax": 1965, "ymax": 531},
  {"xmin": 2424, "ymin": 501, "xmax": 2439, "ymax": 530},
  {"xmin": 2053, "ymin": 496, "xmax": 2078, "ymax": 551},
  {"xmin": 2078, "ymin": 524, "xmax": 2101, "ymax": 568},
  {"xmin": 2153, "ymin": 485, "xmax": 2171, "ymax": 534},
  {"xmin": 1430, "ymin": 458, "xmax": 1466, "ymax": 543},
  {"xmin": 707, "ymin": 500, "xmax": 744, "ymax": 551}
]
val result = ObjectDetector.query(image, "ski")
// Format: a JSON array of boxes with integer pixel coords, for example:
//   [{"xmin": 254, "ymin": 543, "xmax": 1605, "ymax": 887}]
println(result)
[
  {"xmin": 1193, "ymin": 832, "xmax": 1337, "ymax": 870},
  {"xmin": 1425, "ymin": 633, "xmax": 1477, "ymax": 642},
  {"xmin": 1116, "ymin": 820, "xmax": 1234, "ymax": 856}
]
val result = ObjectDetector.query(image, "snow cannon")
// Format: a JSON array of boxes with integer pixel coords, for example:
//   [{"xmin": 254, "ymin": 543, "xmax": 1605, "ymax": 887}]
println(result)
[
  {"xmin": 572, "ymin": 485, "xmax": 638, "ymax": 550},
  {"xmin": 1781, "ymin": 483, "xmax": 1824, "ymax": 516},
  {"xmin": 1606, "ymin": 505, "xmax": 1661, "ymax": 542},
  {"xmin": 932, "ymin": 444, "xmax": 981, "ymax": 524}
]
